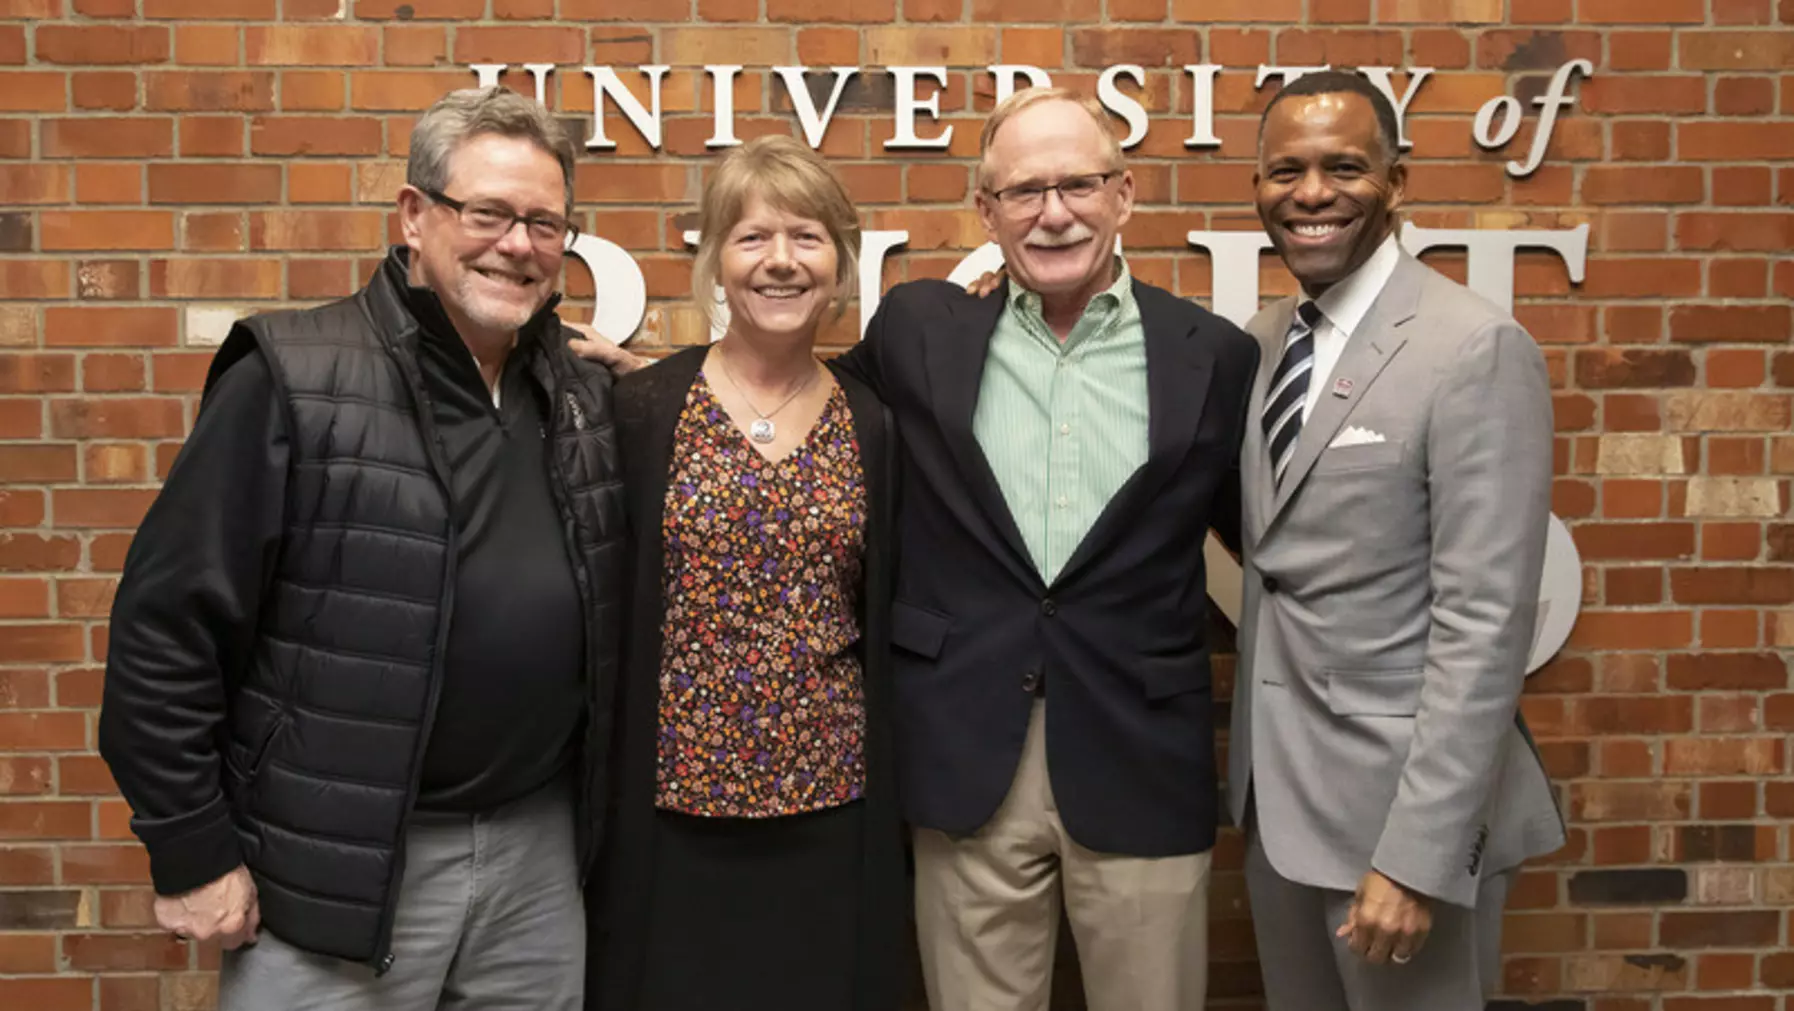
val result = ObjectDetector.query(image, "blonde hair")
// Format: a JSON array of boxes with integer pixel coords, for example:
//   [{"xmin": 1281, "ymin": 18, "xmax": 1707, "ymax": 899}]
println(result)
[
  {"xmin": 977, "ymin": 88, "xmax": 1125, "ymax": 190},
  {"xmin": 692, "ymin": 134, "xmax": 862, "ymax": 330}
]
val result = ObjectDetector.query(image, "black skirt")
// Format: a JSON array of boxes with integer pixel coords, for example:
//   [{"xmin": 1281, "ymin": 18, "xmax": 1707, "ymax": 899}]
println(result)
[{"xmin": 634, "ymin": 801, "xmax": 868, "ymax": 1011}]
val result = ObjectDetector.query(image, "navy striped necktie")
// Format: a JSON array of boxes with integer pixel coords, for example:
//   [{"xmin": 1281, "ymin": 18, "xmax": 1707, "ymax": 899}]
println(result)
[{"xmin": 1262, "ymin": 300, "xmax": 1323, "ymax": 488}]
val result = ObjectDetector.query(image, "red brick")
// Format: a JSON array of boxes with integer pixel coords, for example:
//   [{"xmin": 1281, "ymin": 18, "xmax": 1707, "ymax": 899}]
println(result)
[
  {"xmin": 249, "ymin": 116, "xmax": 384, "ymax": 156},
  {"xmin": 768, "ymin": 0, "xmax": 895, "ymax": 20},
  {"xmin": 173, "ymin": 24, "xmax": 239, "ymax": 66},
  {"xmin": 150, "ymin": 258, "xmax": 283, "ymax": 298},
  {"xmin": 0, "ymin": 979, "xmax": 91, "ymax": 1011},
  {"xmin": 349, "ymin": 70, "xmax": 469, "ymax": 111},
  {"xmin": 249, "ymin": 210, "xmax": 384, "ymax": 251},
  {"xmin": 0, "ymin": 579, "xmax": 49, "ymax": 619},
  {"xmin": 0, "ymin": 71, "xmax": 67, "ymax": 112},
  {"xmin": 82, "ymin": 442, "xmax": 147, "ymax": 483},
  {"xmin": 75, "ymin": 260, "xmax": 141, "ymax": 301},
  {"xmin": 279, "ymin": 70, "xmax": 346, "ymax": 112},
  {"xmin": 148, "ymin": 164, "xmax": 282, "ymax": 205},
  {"xmin": 1609, "ymin": 29, "xmax": 1674, "ymax": 69},
  {"xmin": 1680, "ymin": 31, "xmax": 1794, "ymax": 70},
  {"xmin": 452, "ymin": 26, "xmax": 586, "ymax": 64},
  {"xmin": 384, "ymin": 26, "xmax": 447, "ymax": 67},
  {"xmin": 53, "ymin": 488, "xmax": 158, "ymax": 528},
  {"xmin": 1567, "ymin": 610, "xmax": 1694, "ymax": 650},
  {"xmin": 0, "ymin": 260, "xmax": 72, "ymax": 299},
  {"xmin": 1667, "ymin": 652, "xmax": 1788, "ymax": 691},
  {"xmin": 1672, "ymin": 306, "xmax": 1791, "ymax": 343},
  {"xmin": 1583, "ymin": 166, "xmax": 1701, "ymax": 206},
  {"xmin": 0, "ymin": 355, "xmax": 75, "ymax": 394},
  {"xmin": 1714, "ymin": 76, "xmax": 1776, "ymax": 116},
  {"xmin": 0, "ymin": 445, "xmax": 77, "ymax": 482},
  {"xmin": 65, "ymin": 932, "xmax": 186, "ymax": 971},
  {"xmin": 145, "ymin": 71, "xmax": 275, "ymax": 113},
  {"xmin": 49, "ymin": 398, "xmax": 185, "ymax": 439},
  {"xmin": 1671, "ymin": 566, "xmax": 1794, "ymax": 605},
  {"xmin": 36, "ymin": 25, "xmax": 171, "ymax": 65},
  {"xmin": 75, "ymin": 163, "xmax": 142, "ymax": 205},
  {"xmin": 41, "ymin": 211, "xmax": 174, "ymax": 252},
  {"xmin": 1582, "ymin": 75, "xmax": 1706, "ymax": 114},
  {"xmin": 179, "ymin": 116, "xmax": 245, "ymax": 157},
  {"xmin": 1580, "ymin": 0, "xmax": 1703, "ymax": 20},
  {"xmin": 0, "ymin": 165, "xmax": 70, "ymax": 205},
  {"xmin": 244, "ymin": 25, "xmax": 381, "ymax": 66},
  {"xmin": 1661, "ymin": 910, "xmax": 1779, "ymax": 948},
  {"xmin": 72, "ymin": 71, "xmax": 139, "ymax": 111},
  {"xmin": 43, "ymin": 117, "xmax": 175, "ymax": 158},
  {"xmin": 145, "ymin": 0, "xmax": 275, "ymax": 15}
]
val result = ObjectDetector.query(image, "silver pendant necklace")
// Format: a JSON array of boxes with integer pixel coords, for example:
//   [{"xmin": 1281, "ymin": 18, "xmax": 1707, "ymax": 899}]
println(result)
[{"xmin": 715, "ymin": 345, "xmax": 817, "ymax": 445}]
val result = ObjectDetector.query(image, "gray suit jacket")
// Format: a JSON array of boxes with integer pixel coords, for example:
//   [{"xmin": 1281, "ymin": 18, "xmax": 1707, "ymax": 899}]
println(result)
[{"xmin": 1227, "ymin": 251, "xmax": 1567, "ymax": 910}]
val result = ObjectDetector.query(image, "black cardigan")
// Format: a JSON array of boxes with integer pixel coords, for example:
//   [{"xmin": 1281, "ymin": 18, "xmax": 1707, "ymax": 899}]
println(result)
[{"xmin": 587, "ymin": 345, "xmax": 905, "ymax": 1011}]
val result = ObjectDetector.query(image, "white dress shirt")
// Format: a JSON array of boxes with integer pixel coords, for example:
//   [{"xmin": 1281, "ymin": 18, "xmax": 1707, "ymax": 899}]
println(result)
[{"xmin": 1302, "ymin": 233, "xmax": 1401, "ymax": 423}]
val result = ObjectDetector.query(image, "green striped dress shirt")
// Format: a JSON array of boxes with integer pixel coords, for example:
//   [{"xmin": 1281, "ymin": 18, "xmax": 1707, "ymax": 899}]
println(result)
[{"xmin": 972, "ymin": 260, "xmax": 1149, "ymax": 584}]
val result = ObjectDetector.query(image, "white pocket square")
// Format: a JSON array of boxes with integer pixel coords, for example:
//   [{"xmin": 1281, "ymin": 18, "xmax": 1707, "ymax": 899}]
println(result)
[{"xmin": 1329, "ymin": 426, "xmax": 1387, "ymax": 449}]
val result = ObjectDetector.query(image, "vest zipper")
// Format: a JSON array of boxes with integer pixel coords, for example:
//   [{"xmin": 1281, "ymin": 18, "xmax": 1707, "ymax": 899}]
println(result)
[
  {"xmin": 370, "ymin": 339, "xmax": 461, "ymax": 977},
  {"xmin": 541, "ymin": 368, "xmax": 602, "ymax": 881}
]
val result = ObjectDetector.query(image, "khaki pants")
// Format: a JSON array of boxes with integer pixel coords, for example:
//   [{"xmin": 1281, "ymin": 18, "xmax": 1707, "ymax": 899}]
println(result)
[{"xmin": 914, "ymin": 701, "xmax": 1212, "ymax": 1011}]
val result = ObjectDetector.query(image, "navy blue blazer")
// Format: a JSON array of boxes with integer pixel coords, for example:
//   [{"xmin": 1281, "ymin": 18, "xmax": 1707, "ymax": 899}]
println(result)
[{"xmin": 838, "ymin": 278, "xmax": 1259, "ymax": 857}]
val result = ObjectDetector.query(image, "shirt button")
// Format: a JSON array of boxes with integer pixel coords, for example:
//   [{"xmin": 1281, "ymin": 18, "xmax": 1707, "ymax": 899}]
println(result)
[
  {"xmin": 1055, "ymin": 495, "xmax": 1068, "ymax": 509},
  {"xmin": 1059, "ymin": 423, "xmax": 1071, "ymax": 436}
]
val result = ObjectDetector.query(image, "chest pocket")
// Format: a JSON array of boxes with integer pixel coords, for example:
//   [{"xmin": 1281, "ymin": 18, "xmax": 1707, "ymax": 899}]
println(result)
[{"xmin": 1311, "ymin": 438, "xmax": 1406, "ymax": 474}]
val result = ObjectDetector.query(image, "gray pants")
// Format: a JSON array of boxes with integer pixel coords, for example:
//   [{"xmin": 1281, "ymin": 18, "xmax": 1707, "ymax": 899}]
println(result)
[
  {"xmin": 1245, "ymin": 826, "xmax": 1511, "ymax": 1011},
  {"xmin": 220, "ymin": 778, "xmax": 584, "ymax": 1011}
]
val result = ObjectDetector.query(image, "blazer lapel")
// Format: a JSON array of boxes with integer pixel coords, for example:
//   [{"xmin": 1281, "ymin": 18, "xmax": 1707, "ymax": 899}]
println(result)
[
  {"xmin": 1243, "ymin": 300, "xmax": 1293, "ymax": 539},
  {"xmin": 1267, "ymin": 254, "xmax": 1423, "ymax": 522},
  {"xmin": 926, "ymin": 280, "xmax": 1038, "ymax": 585},
  {"xmin": 1055, "ymin": 281, "xmax": 1213, "ymax": 586}
]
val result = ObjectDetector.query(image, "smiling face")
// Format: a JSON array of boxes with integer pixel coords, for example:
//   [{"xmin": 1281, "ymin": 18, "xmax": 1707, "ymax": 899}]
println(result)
[
  {"xmin": 1254, "ymin": 91, "xmax": 1407, "ymax": 297},
  {"xmin": 976, "ymin": 98, "xmax": 1133, "ymax": 304},
  {"xmin": 401, "ymin": 132, "xmax": 566, "ymax": 339},
  {"xmin": 718, "ymin": 193, "xmax": 840, "ymax": 345}
]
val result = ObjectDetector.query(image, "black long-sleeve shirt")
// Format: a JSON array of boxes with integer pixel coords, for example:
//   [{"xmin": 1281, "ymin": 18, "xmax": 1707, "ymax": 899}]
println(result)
[{"xmin": 103, "ymin": 275, "xmax": 587, "ymax": 893}]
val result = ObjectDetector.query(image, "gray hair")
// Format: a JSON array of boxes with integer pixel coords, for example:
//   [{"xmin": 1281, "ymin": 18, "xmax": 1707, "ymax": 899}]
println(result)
[{"xmin": 407, "ymin": 87, "xmax": 577, "ymax": 214}]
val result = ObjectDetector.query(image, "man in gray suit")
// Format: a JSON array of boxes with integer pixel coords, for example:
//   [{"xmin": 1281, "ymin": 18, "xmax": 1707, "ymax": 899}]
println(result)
[{"xmin": 1228, "ymin": 71, "xmax": 1567, "ymax": 1010}]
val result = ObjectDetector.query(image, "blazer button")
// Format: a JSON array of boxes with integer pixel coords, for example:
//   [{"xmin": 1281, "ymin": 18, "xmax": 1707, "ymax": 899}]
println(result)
[
  {"xmin": 1021, "ymin": 669, "xmax": 1041, "ymax": 693},
  {"xmin": 1041, "ymin": 598, "xmax": 1057, "ymax": 617},
  {"xmin": 1262, "ymin": 575, "xmax": 1280, "ymax": 593}
]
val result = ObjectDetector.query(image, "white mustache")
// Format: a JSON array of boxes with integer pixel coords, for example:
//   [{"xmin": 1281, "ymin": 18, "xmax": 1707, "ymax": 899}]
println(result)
[{"xmin": 1024, "ymin": 222, "xmax": 1095, "ymax": 249}]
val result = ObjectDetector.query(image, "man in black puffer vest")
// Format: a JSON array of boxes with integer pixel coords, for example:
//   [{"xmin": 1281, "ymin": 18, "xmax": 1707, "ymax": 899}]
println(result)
[{"xmin": 98, "ymin": 88, "xmax": 623, "ymax": 1010}]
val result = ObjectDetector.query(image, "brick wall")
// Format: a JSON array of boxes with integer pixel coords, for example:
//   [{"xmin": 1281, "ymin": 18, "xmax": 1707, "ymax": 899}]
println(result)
[{"xmin": 1, "ymin": 1, "xmax": 1791, "ymax": 1009}]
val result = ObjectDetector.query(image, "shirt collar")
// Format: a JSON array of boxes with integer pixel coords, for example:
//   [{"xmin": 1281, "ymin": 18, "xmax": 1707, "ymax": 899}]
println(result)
[
  {"xmin": 1310, "ymin": 232, "xmax": 1400, "ymax": 339},
  {"xmin": 1009, "ymin": 255, "xmax": 1133, "ymax": 318}
]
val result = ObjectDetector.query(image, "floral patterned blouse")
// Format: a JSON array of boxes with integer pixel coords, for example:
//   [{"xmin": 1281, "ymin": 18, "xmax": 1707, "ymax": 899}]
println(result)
[{"xmin": 654, "ymin": 375, "xmax": 868, "ymax": 817}]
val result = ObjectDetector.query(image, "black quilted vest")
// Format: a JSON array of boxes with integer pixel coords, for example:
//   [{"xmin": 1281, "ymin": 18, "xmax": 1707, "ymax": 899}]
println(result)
[{"xmin": 200, "ymin": 258, "xmax": 624, "ymax": 968}]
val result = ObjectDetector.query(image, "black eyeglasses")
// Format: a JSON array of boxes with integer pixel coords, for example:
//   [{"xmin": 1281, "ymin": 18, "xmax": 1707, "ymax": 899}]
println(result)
[
  {"xmin": 986, "ymin": 171, "xmax": 1121, "ymax": 218},
  {"xmin": 420, "ymin": 187, "xmax": 579, "ymax": 250}
]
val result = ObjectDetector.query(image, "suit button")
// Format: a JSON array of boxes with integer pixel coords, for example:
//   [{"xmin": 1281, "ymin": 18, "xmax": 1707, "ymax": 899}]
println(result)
[
  {"xmin": 1041, "ymin": 598, "xmax": 1057, "ymax": 617},
  {"xmin": 1021, "ymin": 669, "xmax": 1041, "ymax": 693},
  {"xmin": 1262, "ymin": 575, "xmax": 1279, "ymax": 593}
]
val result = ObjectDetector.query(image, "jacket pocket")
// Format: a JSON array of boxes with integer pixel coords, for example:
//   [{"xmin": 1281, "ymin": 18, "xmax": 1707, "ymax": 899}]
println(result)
[
  {"xmin": 230, "ymin": 712, "xmax": 289, "ymax": 796},
  {"xmin": 1138, "ymin": 653, "xmax": 1209, "ymax": 701},
  {"xmin": 1313, "ymin": 440, "xmax": 1405, "ymax": 473},
  {"xmin": 1324, "ymin": 668, "xmax": 1424, "ymax": 717},
  {"xmin": 891, "ymin": 600, "xmax": 950, "ymax": 660}
]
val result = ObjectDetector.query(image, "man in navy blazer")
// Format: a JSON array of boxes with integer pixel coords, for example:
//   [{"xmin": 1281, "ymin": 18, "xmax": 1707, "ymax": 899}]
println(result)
[{"xmin": 839, "ymin": 89, "xmax": 1258, "ymax": 1011}]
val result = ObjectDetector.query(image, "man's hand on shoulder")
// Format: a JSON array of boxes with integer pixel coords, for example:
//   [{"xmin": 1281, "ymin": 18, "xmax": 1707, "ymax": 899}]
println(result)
[
  {"xmin": 1337, "ymin": 869, "xmax": 1432, "ymax": 966},
  {"xmin": 565, "ymin": 321, "xmax": 649, "ymax": 375},
  {"xmin": 155, "ymin": 864, "xmax": 260, "ymax": 950},
  {"xmin": 963, "ymin": 267, "xmax": 1006, "ymax": 298}
]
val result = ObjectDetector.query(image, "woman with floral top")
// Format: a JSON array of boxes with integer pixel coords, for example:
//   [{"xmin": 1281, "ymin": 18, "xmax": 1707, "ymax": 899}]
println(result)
[{"xmin": 586, "ymin": 135, "xmax": 904, "ymax": 1011}]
